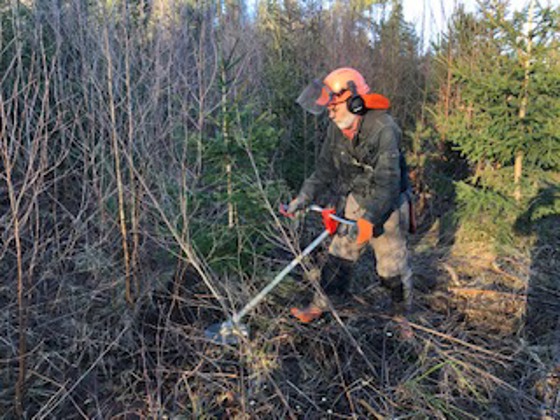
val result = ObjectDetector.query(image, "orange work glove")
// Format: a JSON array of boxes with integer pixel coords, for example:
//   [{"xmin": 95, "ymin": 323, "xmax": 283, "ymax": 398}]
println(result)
[{"xmin": 356, "ymin": 218, "xmax": 374, "ymax": 245}]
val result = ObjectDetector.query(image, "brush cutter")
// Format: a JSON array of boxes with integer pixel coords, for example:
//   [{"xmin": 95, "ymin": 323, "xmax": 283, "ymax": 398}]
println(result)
[{"xmin": 204, "ymin": 205, "xmax": 355, "ymax": 345}]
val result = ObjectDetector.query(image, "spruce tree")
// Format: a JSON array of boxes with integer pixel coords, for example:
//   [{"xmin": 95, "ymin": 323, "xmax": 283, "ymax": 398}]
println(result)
[{"xmin": 433, "ymin": 1, "xmax": 560, "ymax": 244}]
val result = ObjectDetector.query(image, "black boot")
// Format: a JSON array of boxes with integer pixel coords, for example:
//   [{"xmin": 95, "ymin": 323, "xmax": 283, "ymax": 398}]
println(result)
[
  {"xmin": 319, "ymin": 255, "xmax": 354, "ymax": 302},
  {"xmin": 380, "ymin": 275, "xmax": 408, "ymax": 315}
]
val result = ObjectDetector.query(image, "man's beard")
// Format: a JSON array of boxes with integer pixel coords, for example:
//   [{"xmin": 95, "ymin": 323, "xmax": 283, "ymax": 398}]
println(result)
[{"xmin": 334, "ymin": 114, "xmax": 357, "ymax": 130}]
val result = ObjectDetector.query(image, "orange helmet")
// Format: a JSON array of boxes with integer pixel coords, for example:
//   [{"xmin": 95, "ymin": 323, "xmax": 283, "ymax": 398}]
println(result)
[
  {"xmin": 323, "ymin": 67, "xmax": 370, "ymax": 97},
  {"xmin": 297, "ymin": 67, "xmax": 371, "ymax": 115}
]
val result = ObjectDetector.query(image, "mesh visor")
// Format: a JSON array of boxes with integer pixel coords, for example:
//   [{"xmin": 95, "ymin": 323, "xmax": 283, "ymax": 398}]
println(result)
[{"xmin": 296, "ymin": 79, "xmax": 333, "ymax": 115}]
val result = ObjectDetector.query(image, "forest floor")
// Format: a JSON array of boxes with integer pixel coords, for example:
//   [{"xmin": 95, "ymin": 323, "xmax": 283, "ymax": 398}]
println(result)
[
  {"xmin": 125, "ymin": 214, "xmax": 559, "ymax": 419},
  {"xmin": 1, "ymin": 213, "xmax": 559, "ymax": 419}
]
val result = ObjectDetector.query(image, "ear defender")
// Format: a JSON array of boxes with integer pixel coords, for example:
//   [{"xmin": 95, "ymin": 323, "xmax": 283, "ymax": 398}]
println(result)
[{"xmin": 346, "ymin": 81, "xmax": 367, "ymax": 115}]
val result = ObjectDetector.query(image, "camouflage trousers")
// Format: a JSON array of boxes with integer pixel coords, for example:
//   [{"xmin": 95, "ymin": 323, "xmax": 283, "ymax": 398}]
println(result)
[{"xmin": 314, "ymin": 193, "xmax": 413, "ymax": 308}]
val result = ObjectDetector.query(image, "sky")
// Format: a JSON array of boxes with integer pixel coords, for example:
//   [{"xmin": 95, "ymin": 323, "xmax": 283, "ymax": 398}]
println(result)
[
  {"xmin": 248, "ymin": 0, "xmax": 550, "ymax": 49},
  {"xmin": 402, "ymin": 0, "xmax": 537, "ymax": 48}
]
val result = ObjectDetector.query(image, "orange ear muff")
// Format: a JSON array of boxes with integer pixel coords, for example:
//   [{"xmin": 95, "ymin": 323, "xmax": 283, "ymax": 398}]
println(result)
[{"xmin": 362, "ymin": 93, "xmax": 391, "ymax": 110}]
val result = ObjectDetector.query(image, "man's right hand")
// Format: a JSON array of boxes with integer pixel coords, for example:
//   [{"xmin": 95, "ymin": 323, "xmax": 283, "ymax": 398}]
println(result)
[{"xmin": 286, "ymin": 194, "xmax": 308, "ymax": 214}]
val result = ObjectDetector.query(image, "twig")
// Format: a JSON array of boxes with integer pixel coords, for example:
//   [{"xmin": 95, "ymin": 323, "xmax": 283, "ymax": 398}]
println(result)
[
  {"xmin": 449, "ymin": 287, "xmax": 526, "ymax": 302},
  {"xmin": 375, "ymin": 314, "xmax": 514, "ymax": 362},
  {"xmin": 491, "ymin": 261, "xmax": 527, "ymax": 287},
  {"xmin": 33, "ymin": 324, "xmax": 130, "ymax": 419},
  {"xmin": 286, "ymin": 380, "xmax": 322, "ymax": 411},
  {"xmin": 442, "ymin": 262, "xmax": 460, "ymax": 287}
]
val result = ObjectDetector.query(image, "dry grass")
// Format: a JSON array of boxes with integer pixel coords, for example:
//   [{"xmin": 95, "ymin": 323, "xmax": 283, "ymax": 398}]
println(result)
[{"xmin": 4, "ymin": 222, "xmax": 558, "ymax": 418}]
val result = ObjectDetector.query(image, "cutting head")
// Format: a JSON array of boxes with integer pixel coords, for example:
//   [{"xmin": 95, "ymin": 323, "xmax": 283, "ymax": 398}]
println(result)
[{"xmin": 204, "ymin": 320, "xmax": 249, "ymax": 345}]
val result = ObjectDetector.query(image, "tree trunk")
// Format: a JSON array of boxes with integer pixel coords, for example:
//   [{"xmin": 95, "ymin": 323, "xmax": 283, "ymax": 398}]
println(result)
[
  {"xmin": 219, "ymin": 2, "xmax": 235, "ymax": 229},
  {"xmin": 104, "ymin": 25, "xmax": 133, "ymax": 305},
  {"xmin": 514, "ymin": 0, "xmax": 535, "ymax": 202}
]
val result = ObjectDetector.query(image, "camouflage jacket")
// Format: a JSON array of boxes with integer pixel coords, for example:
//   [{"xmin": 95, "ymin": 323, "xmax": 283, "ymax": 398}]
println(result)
[{"xmin": 300, "ymin": 110, "xmax": 410, "ymax": 227}]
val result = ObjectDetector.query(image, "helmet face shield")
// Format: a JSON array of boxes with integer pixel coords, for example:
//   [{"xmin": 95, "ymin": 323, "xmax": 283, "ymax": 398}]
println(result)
[
  {"xmin": 296, "ymin": 79, "xmax": 334, "ymax": 115},
  {"xmin": 297, "ymin": 68, "xmax": 370, "ymax": 115}
]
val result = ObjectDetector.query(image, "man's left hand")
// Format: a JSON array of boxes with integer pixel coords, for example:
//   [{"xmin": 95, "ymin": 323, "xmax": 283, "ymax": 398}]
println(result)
[{"xmin": 356, "ymin": 218, "xmax": 374, "ymax": 245}]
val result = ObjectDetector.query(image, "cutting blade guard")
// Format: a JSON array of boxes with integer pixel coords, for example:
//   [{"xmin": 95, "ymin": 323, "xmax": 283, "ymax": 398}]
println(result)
[{"xmin": 205, "ymin": 320, "xmax": 249, "ymax": 345}]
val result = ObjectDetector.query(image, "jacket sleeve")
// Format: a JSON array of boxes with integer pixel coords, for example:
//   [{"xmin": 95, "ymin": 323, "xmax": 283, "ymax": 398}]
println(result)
[
  {"xmin": 362, "ymin": 125, "xmax": 402, "ymax": 226},
  {"xmin": 299, "ymin": 126, "xmax": 336, "ymax": 201}
]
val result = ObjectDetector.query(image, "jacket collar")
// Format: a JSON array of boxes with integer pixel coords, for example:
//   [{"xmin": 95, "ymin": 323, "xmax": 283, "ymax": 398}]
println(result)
[{"xmin": 352, "ymin": 110, "xmax": 388, "ymax": 146}]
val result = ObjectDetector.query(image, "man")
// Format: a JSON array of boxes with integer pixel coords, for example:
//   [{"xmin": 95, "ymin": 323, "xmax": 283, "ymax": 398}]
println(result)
[{"xmin": 287, "ymin": 67, "xmax": 414, "ymax": 323}]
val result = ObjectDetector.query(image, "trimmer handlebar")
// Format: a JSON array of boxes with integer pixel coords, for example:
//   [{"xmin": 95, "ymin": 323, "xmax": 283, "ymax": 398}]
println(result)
[
  {"xmin": 279, "ymin": 204, "xmax": 356, "ymax": 226},
  {"xmin": 307, "ymin": 205, "xmax": 356, "ymax": 226}
]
